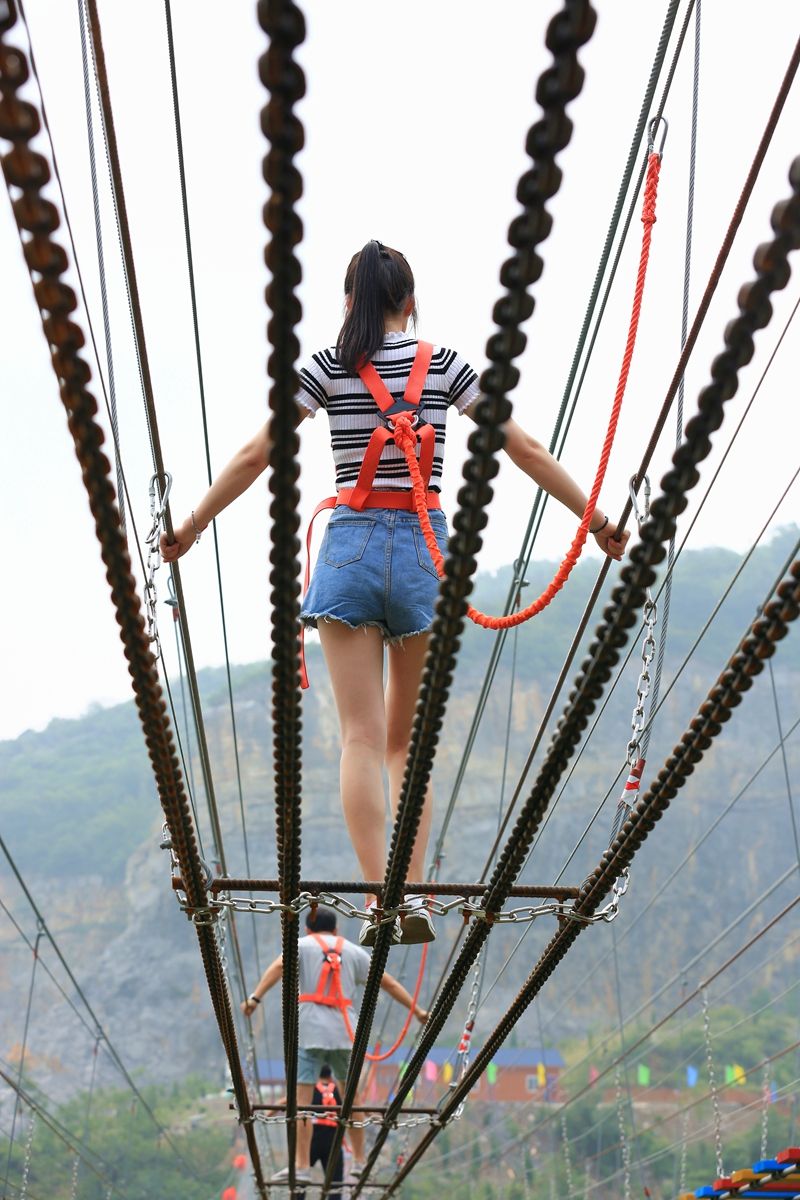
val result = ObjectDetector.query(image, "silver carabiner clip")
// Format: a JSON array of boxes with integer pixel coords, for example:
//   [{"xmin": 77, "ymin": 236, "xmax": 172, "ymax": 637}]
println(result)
[
  {"xmin": 148, "ymin": 471, "xmax": 173, "ymax": 522},
  {"xmin": 647, "ymin": 115, "xmax": 668, "ymax": 159},
  {"xmin": 628, "ymin": 474, "xmax": 651, "ymax": 529}
]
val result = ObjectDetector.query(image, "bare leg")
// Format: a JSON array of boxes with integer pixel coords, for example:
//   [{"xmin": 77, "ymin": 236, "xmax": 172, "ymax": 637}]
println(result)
[
  {"xmin": 385, "ymin": 634, "xmax": 432, "ymax": 883},
  {"xmin": 296, "ymin": 1083, "xmax": 314, "ymax": 1169},
  {"xmin": 349, "ymin": 1086, "xmax": 365, "ymax": 1165},
  {"xmin": 318, "ymin": 622, "xmax": 387, "ymax": 904}
]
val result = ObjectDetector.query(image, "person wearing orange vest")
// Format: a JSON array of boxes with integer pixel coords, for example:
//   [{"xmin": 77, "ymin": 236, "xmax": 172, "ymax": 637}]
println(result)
[
  {"xmin": 309, "ymin": 1065, "xmax": 344, "ymax": 1199},
  {"xmin": 241, "ymin": 907, "xmax": 427, "ymax": 1183},
  {"xmin": 162, "ymin": 242, "xmax": 629, "ymax": 946}
]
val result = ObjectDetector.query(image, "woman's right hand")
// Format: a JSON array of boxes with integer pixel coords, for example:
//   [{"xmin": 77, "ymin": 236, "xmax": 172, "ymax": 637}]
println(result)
[{"xmin": 160, "ymin": 517, "xmax": 197, "ymax": 563}]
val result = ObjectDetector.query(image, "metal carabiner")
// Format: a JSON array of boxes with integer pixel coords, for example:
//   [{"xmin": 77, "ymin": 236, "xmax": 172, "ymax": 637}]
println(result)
[
  {"xmin": 629, "ymin": 474, "xmax": 651, "ymax": 528},
  {"xmin": 647, "ymin": 115, "xmax": 668, "ymax": 159},
  {"xmin": 147, "ymin": 470, "xmax": 173, "ymax": 522}
]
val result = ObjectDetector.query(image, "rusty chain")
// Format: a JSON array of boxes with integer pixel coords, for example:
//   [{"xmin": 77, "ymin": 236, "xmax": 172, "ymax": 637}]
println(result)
[
  {"xmin": 378, "ymin": 153, "xmax": 800, "ymax": 1196},
  {"xmin": 343, "ymin": 4, "xmax": 598, "ymax": 1193},
  {"xmin": 256, "ymin": 0, "xmax": 306, "ymax": 1184},
  {"xmin": 0, "ymin": 5, "xmax": 268, "ymax": 1193}
]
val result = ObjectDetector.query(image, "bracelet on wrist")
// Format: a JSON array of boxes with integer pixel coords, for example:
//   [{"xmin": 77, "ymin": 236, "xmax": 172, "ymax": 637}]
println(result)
[
  {"xmin": 591, "ymin": 514, "xmax": 609, "ymax": 535},
  {"xmin": 191, "ymin": 511, "xmax": 203, "ymax": 544},
  {"xmin": 249, "ymin": 994, "xmax": 261, "ymax": 1005}
]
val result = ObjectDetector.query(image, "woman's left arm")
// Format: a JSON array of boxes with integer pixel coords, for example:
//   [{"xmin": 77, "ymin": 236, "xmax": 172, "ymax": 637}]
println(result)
[{"xmin": 464, "ymin": 405, "xmax": 629, "ymax": 560}]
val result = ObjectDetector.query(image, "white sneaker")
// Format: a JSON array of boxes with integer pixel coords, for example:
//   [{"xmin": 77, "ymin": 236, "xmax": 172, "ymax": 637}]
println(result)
[
  {"xmin": 358, "ymin": 902, "xmax": 401, "ymax": 948},
  {"xmin": 400, "ymin": 895, "xmax": 436, "ymax": 944},
  {"xmin": 270, "ymin": 1166, "xmax": 312, "ymax": 1185}
]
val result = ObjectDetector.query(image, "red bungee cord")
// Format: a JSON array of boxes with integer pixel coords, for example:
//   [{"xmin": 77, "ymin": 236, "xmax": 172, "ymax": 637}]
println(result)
[{"xmin": 394, "ymin": 150, "xmax": 663, "ymax": 629}]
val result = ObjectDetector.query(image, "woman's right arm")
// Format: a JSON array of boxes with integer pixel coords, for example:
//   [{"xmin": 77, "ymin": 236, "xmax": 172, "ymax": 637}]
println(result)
[{"xmin": 161, "ymin": 407, "xmax": 308, "ymax": 561}]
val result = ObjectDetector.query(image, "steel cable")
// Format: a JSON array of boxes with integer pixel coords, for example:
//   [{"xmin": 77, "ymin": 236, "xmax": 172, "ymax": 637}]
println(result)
[
  {"xmin": 332, "ymin": 6, "xmax": 599, "ymax": 1192},
  {"xmin": 0, "ymin": 9, "xmax": 267, "ymax": 1188},
  {"xmin": 430, "ymin": 0, "xmax": 685, "ymax": 872},
  {"xmin": 370, "ymin": 158, "xmax": 800, "ymax": 1195}
]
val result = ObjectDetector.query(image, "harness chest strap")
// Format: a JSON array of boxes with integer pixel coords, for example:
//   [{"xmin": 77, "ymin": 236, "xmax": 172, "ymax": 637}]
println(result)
[{"xmin": 300, "ymin": 340, "xmax": 438, "ymax": 688}]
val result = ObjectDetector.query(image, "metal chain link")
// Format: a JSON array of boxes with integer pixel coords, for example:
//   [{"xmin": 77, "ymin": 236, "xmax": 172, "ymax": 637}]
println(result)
[
  {"xmin": 760, "ymin": 1061, "xmax": 770, "ymax": 1161},
  {"xmin": 69, "ymin": 1151, "xmax": 80, "ymax": 1200},
  {"xmin": 614, "ymin": 1064, "xmax": 631, "ymax": 1200},
  {"xmin": 205, "ymin": 884, "xmax": 629, "ymax": 928},
  {"xmin": 143, "ymin": 471, "xmax": 171, "ymax": 648},
  {"xmin": 678, "ymin": 1108, "xmax": 689, "ymax": 1194},
  {"xmin": 253, "ymin": 1110, "xmax": 440, "ymax": 1131},
  {"xmin": 626, "ymin": 476, "xmax": 658, "ymax": 766},
  {"xmin": 561, "ymin": 1109, "xmax": 574, "ymax": 1196},
  {"xmin": 19, "ymin": 1111, "xmax": 35, "ymax": 1200},
  {"xmin": 701, "ymin": 987, "xmax": 724, "ymax": 1178}
]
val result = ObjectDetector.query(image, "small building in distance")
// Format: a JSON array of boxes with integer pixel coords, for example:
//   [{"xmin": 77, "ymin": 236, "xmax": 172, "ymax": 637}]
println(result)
[{"xmin": 256, "ymin": 1046, "xmax": 564, "ymax": 1104}]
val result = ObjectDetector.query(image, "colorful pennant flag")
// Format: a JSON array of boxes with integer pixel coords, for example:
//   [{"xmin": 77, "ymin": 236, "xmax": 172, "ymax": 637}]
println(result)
[
  {"xmin": 686, "ymin": 1065, "xmax": 699, "ymax": 1088},
  {"xmin": 537, "ymin": 1062, "xmax": 547, "ymax": 1088},
  {"xmin": 733, "ymin": 1063, "xmax": 746, "ymax": 1086},
  {"xmin": 724, "ymin": 1065, "xmax": 735, "ymax": 1085},
  {"xmin": 442, "ymin": 1061, "xmax": 453, "ymax": 1085},
  {"xmin": 487, "ymin": 1062, "xmax": 498, "ymax": 1086},
  {"xmin": 424, "ymin": 1059, "xmax": 437, "ymax": 1082},
  {"xmin": 589, "ymin": 1066, "xmax": 600, "ymax": 1084},
  {"xmin": 637, "ymin": 1064, "xmax": 651, "ymax": 1086}
]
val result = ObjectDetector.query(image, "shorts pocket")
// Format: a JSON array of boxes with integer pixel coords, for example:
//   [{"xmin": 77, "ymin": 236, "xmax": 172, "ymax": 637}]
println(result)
[
  {"xmin": 413, "ymin": 521, "xmax": 448, "ymax": 578},
  {"xmin": 322, "ymin": 518, "xmax": 375, "ymax": 568}
]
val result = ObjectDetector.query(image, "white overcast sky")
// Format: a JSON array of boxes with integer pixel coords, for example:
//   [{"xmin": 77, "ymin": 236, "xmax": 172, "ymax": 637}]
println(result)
[{"xmin": 1, "ymin": 1, "xmax": 799, "ymax": 741}]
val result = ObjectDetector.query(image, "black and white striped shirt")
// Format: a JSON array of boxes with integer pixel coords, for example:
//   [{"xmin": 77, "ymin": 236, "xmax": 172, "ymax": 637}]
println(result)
[{"xmin": 296, "ymin": 331, "xmax": 481, "ymax": 492}]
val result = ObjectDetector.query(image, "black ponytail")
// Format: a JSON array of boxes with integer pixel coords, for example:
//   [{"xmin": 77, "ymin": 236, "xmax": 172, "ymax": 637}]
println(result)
[{"xmin": 337, "ymin": 241, "xmax": 416, "ymax": 374}]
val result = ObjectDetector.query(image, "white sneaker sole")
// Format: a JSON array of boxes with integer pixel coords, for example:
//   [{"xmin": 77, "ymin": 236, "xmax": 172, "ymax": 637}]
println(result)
[
  {"xmin": 359, "ymin": 916, "xmax": 401, "ymax": 948},
  {"xmin": 400, "ymin": 909, "xmax": 436, "ymax": 944}
]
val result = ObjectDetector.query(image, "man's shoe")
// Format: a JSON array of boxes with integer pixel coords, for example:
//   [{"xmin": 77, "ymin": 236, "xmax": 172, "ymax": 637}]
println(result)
[
  {"xmin": 350, "ymin": 1162, "xmax": 366, "ymax": 1179},
  {"xmin": 270, "ymin": 1166, "xmax": 312, "ymax": 1185},
  {"xmin": 359, "ymin": 904, "xmax": 401, "ymax": 948},
  {"xmin": 400, "ymin": 896, "xmax": 436, "ymax": 944}
]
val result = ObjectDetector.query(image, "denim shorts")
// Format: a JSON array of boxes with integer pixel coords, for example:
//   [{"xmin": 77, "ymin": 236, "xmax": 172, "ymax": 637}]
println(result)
[
  {"xmin": 297, "ymin": 1046, "xmax": 352, "ymax": 1085},
  {"xmin": 301, "ymin": 505, "xmax": 449, "ymax": 643}
]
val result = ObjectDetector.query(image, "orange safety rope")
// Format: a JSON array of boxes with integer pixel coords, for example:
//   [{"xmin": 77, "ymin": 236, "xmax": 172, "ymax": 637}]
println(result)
[
  {"xmin": 344, "ymin": 943, "xmax": 429, "ymax": 1064},
  {"xmin": 394, "ymin": 151, "xmax": 663, "ymax": 630}
]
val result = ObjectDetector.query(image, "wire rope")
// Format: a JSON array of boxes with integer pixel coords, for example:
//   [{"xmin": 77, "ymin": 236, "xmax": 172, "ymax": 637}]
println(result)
[
  {"xmin": 430, "ymin": 0, "xmax": 686, "ymax": 872},
  {"xmin": 485, "ymin": 295, "xmax": 800, "ymax": 955},
  {"xmin": 0, "ymin": 836, "xmax": 201, "ymax": 1179},
  {"xmin": 642, "ymin": 0, "xmax": 701, "ymax": 753},
  {"xmin": 471, "ymin": 31, "xmax": 800, "ymax": 890},
  {"xmin": 1, "ymin": 923, "xmax": 42, "ymax": 1198},
  {"xmin": 0, "ymin": 1067, "xmax": 138, "ymax": 1200},
  {"xmin": 438, "ymin": 887, "xmax": 800, "ymax": 1180}
]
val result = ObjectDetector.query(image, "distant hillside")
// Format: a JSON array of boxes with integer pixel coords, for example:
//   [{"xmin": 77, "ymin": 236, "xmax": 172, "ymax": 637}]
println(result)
[{"xmin": 1, "ymin": 527, "xmax": 798, "ymax": 1099}]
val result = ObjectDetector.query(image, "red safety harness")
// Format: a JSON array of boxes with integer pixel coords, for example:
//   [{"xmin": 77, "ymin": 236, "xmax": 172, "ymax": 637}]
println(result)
[
  {"xmin": 298, "ymin": 933, "xmax": 352, "ymax": 1016},
  {"xmin": 300, "ymin": 340, "xmax": 437, "ymax": 687},
  {"xmin": 313, "ymin": 1078, "xmax": 339, "ymax": 1128}
]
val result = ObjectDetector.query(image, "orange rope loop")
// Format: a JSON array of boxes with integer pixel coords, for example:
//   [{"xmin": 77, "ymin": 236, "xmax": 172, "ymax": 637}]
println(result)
[{"xmin": 398, "ymin": 151, "xmax": 662, "ymax": 631}]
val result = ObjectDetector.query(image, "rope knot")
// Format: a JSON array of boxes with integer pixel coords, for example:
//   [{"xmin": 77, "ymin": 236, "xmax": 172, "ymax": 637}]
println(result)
[{"xmin": 390, "ymin": 412, "xmax": 418, "ymax": 453}]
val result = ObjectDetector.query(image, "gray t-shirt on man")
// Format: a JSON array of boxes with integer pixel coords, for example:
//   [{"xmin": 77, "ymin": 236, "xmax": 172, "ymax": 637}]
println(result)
[{"xmin": 298, "ymin": 932, "xmax": 371, "ymax": 1050}]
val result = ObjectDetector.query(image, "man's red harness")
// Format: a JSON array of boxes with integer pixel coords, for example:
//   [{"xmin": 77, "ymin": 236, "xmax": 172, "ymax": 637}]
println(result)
[
  {"xmin": 298, "ymin": 933, "xmax": 353, "ymax": 1018},
  {"xmin": 300, "ymin": 340, "xmax": 437, "ymax": 688},
  {"xmin": 313, "ymin": 1078, "xmax": 339, "ymax": 1128}
]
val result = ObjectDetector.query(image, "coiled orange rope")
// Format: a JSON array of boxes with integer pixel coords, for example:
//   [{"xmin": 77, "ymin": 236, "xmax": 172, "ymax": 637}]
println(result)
[{"xmin": 395, "ymin": 151, "xmax": 662, "ymax": 630}]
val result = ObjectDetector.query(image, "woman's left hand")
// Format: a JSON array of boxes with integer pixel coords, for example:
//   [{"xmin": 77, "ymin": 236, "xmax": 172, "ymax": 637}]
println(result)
[{"xmin": 594, "ymin": 523, "xmax": 630, "ymax": 561}]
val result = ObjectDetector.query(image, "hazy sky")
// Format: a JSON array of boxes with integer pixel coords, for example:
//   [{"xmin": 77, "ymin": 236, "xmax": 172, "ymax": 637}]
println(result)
[{"xmin": 1, "ymin": 1, "xmax": 799, "ymax": 741}]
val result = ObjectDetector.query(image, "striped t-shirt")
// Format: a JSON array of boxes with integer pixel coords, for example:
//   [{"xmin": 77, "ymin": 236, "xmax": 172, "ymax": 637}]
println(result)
[{"xmin": 295, "ymin": 331, "xmax": 481, "ymax": 492}]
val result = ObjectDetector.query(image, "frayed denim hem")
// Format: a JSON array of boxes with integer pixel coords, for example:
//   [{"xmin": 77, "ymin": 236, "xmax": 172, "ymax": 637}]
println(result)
[{"xmin": 301, "ymin": 613, "xmax": 430, "ymax": 646}]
